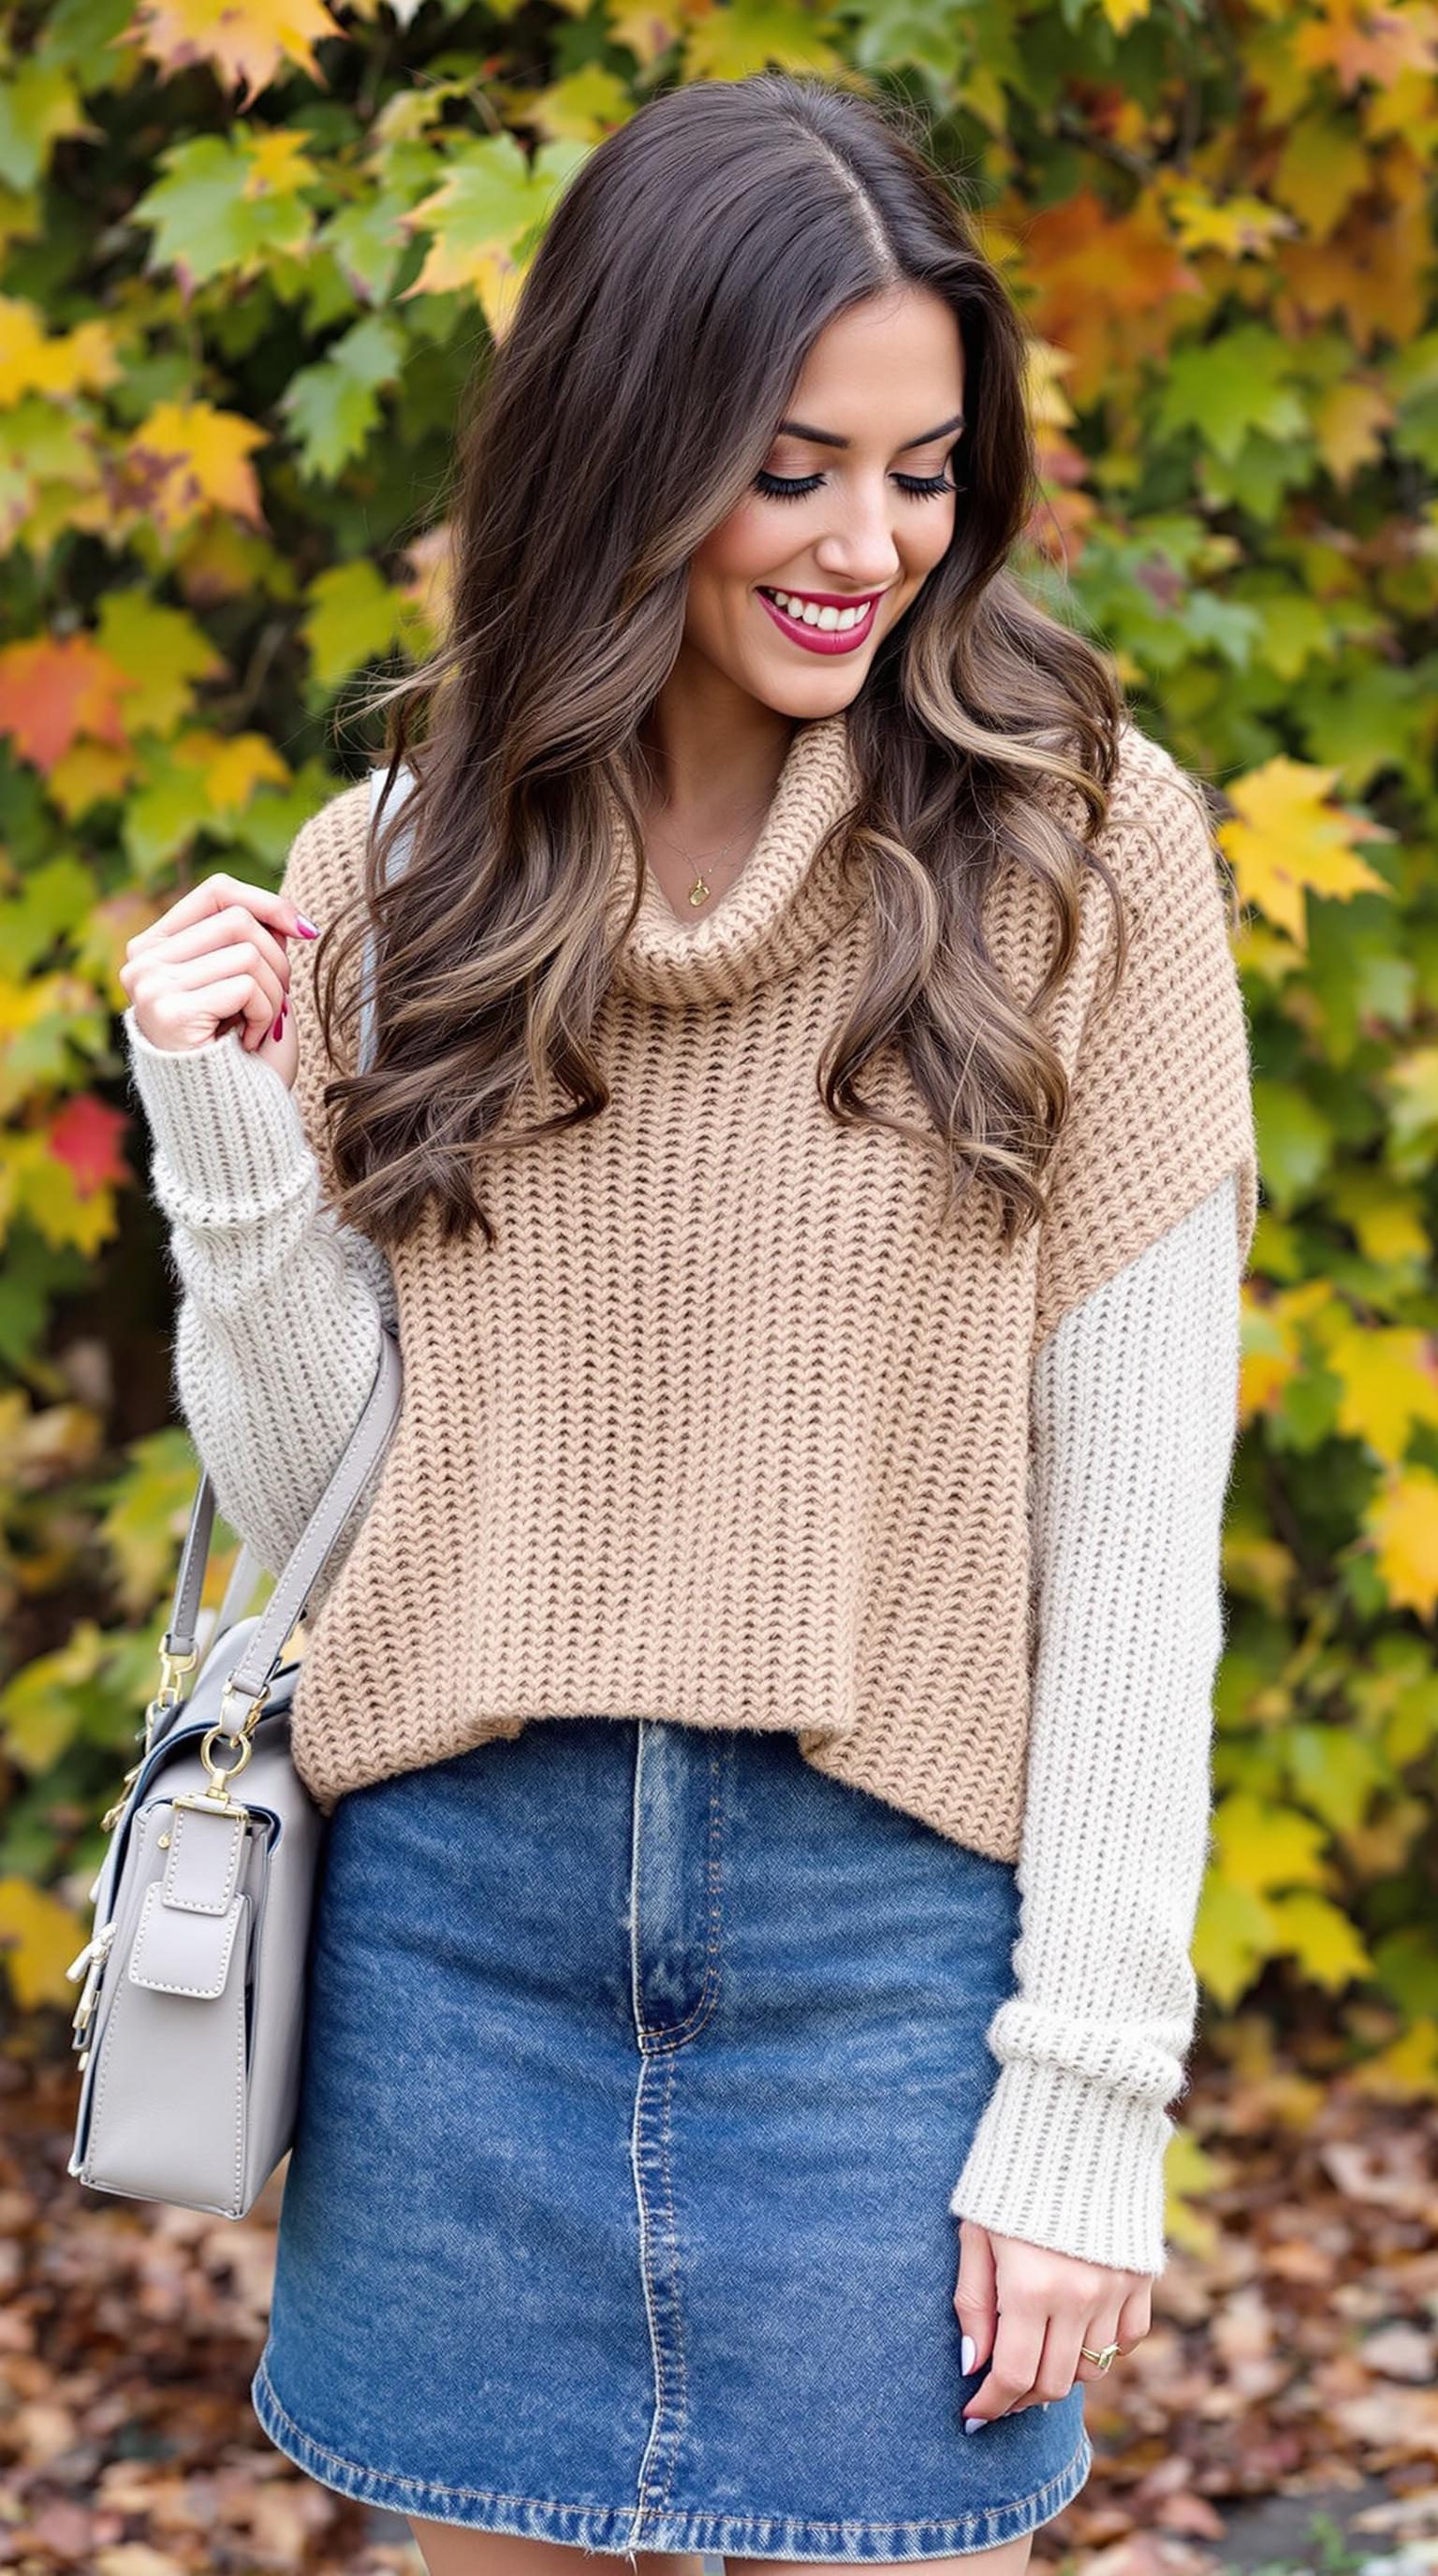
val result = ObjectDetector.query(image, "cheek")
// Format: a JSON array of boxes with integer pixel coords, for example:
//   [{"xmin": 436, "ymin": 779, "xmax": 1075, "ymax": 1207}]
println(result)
[
  {"xmin": 905, "ymin": 505, "xmax": 958, "ymax": 577},
  {"xmin": 690, "ymin": 494, "xmax": 785, "ymax": 592}
]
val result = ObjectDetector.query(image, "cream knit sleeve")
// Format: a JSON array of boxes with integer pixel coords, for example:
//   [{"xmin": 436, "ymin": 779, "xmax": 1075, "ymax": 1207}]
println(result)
[
  {"xmin": 123, "ymin": 1004, "xmax": 396, "ymax": 1617},
  {"xmin": 948, "ymin": 1167, "xmax": 1242, "ymax": 2279}
]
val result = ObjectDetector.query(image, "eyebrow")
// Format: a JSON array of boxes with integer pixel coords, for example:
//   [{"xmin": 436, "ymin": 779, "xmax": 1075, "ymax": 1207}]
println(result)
[{"xmin": 775, "ymin": 411, "xmax": 966, "ymax": 450}]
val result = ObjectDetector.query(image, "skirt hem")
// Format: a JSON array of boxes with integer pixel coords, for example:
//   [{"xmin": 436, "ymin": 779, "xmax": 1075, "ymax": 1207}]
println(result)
[{"xmin": 251, "ymin": 2354, "xmax": 1094, "ymax": 2563}]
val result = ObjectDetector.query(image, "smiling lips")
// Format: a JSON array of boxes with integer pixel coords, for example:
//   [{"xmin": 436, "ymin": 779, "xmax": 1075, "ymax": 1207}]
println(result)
[{"xmin": 756, "ymin": 585, "xmax": 885, "ymax": 655}]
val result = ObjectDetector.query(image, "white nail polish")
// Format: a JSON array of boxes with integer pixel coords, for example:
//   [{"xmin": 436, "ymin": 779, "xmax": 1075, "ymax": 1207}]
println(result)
[
  {"xmin": 962, "ymin": 2417, "xmax": 983, "ymax": 2435},
  {"xmin": 961, "ymin": 2334, "xmax": 976, "ymax": 2375}
]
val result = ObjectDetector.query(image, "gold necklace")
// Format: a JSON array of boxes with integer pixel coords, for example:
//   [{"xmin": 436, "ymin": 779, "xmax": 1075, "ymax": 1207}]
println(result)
[{"xmin": 648, "ymin": 790, "xmax": 774, "ymax": 911}]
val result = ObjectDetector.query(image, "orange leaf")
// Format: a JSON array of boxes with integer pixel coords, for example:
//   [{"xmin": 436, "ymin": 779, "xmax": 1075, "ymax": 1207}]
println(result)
[
  {"xmin": 1019, "ymin": 189, "xmax": 1203, "ymax": 407},
  {"xmin": 1293, "ymin": 0, "xmax": 1438, "ymax": 95},
  {"xmin": 0, "ymin": 634, "xmax": 136, "ymax": 773}
]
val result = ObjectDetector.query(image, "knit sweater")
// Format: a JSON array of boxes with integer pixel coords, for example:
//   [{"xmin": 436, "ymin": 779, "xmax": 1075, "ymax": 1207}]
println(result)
[{"xmin": 124, "ymin": 709, "xmax": 1259, "ymax": 2274}]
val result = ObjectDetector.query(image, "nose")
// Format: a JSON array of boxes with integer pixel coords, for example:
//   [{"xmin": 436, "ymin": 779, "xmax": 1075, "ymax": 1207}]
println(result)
[{"xmin": 811, "ymin": 475, "xmax": 904, "ymax": 593}]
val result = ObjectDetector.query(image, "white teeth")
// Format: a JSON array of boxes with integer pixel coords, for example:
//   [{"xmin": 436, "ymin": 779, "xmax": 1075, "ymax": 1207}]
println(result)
[{"xmin": 767, "ymin": 589, "xmax": 872, "ymax": 632}]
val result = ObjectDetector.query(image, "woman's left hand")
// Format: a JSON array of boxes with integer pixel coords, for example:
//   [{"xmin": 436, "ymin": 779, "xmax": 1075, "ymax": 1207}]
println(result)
[{"xmin": 953, "ymin": 2220, "xmax": 1152, "ymax": 2426}]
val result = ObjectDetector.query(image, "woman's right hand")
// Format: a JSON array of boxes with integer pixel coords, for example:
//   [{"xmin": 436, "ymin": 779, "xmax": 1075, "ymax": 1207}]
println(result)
[{"xmin": 120, "ymin": 872, "xmax": 317, "ymax": 1091}]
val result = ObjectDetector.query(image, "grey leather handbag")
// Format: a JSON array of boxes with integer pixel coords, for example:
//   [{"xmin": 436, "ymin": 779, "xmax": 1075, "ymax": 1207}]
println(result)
[
  {"xmin": 66, "ymin": 1325, "xmax": 404, "ymax": 2217},
  {"xmin": 67, "ymin": 760, "xmax": 412, "ymax": 2219}
]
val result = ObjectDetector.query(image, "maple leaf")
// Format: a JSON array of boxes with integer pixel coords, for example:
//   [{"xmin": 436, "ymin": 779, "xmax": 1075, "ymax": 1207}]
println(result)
[
  {"xmin": 0, "ymin": 298, "xmax": 119, "ymax": 402},
  {"xmin": 47, "ymin": 1094, "xmax": 130, "ymax": 1197},
  {"xmin": 1293, "ymin": 0, "xmax": 1438, "ymax": 95},
  {"xmin": 404, "ymin": 135, "xmax": 591, "ymax": 332},
  {"xmin": 126, "ymin": 0, "xmax": 346, "ymax": 110},
  {"xmin": 1365, "ymin": 1465, "xmax": 1438, "ymax": 1618},
  {"xmin": 1166, "ymin": 183, "xmax": 1299, "ymax": 258},
  {"xmin": 0, "ymin": 634, "xmax": 136, "ymax": 773},
  {"xmin": 1019, "ymin": 188, "xmax": 1203, "ymax": 406},
  {"xmin": 122, "ymin": 400, "xmax": 268, "ymax": 536},
  {"xmin": 1217, "ymin": 758, "xmax": 1393, "ymax": 944}
]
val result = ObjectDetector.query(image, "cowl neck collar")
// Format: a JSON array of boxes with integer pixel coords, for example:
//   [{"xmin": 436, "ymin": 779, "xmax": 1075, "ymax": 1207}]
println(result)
[{"xmin": 603, "ymin": 710, "xmax": 866, "ymax": 1006}]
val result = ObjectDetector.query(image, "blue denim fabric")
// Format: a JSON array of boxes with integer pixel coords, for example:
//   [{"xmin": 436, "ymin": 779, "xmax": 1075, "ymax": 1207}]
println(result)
[{"xmin": 252, "ymin": 1718, "xmax": 1093, "ymax": 2560}]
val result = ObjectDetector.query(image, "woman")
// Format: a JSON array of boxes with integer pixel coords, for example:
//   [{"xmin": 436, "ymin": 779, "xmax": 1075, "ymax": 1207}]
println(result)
[{"xmin": 119, "ymin": 69, "xmax": 1258, "ymax": 2576}]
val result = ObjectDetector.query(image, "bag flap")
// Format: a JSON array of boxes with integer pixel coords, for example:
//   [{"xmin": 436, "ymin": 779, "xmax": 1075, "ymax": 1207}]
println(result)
[{"xmin": 128, "ymin": 1879, "xmax": 248, "ymax": 1999}]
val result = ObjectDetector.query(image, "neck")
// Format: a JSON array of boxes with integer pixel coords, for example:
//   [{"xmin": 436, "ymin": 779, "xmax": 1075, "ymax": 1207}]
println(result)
[
  {"xmin": 634, "ymin": 675, "xmax": 801, "ymax": 842},
  {"xmin": 605, "ymin": 705, "xmax": 866, "ymax": 1008}
]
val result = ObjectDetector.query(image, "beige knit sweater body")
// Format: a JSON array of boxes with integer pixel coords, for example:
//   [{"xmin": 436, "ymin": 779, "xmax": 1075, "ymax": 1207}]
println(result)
[{"xmin": 223, "ymin": 710, "xmax": 1258, "ymax": 1859}]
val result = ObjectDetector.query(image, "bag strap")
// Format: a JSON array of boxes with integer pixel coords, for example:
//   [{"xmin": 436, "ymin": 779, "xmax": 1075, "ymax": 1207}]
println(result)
[{"xmin": 152, "ymin": 760, "xmax": 418, "ymax": 1727}]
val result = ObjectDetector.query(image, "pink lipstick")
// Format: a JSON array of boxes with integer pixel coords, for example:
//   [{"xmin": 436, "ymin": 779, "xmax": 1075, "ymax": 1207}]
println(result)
[{"xmin": 756, "ymin": 585, "xmax": 885, "ymax": 656}]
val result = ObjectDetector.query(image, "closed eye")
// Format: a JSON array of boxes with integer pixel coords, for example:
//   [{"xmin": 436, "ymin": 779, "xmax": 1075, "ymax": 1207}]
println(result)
[{"xmin": 755, "ymin": 468, "xmax": 959, "ymax": 503}]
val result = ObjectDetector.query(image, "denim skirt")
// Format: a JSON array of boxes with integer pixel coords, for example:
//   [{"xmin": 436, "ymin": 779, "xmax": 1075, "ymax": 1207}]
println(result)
[{"xmin": 251, "ymin": 1717, "xmax": 1093, "ymax": 2560}]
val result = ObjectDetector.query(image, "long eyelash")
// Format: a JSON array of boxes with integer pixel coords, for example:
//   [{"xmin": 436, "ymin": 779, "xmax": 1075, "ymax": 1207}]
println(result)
[{"xmin": 754, "ymin": 469, "xmax": 959, "ymax": 504}]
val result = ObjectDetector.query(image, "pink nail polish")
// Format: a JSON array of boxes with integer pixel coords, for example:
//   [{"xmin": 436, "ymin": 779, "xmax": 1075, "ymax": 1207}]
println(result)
[
  {"xmin": 272, "ymin": 1016, "xmax": 283, "ymax": 1041},
  {"xmin": 294, "ymin": 915, "xmax": 319, "ymax": 938}
]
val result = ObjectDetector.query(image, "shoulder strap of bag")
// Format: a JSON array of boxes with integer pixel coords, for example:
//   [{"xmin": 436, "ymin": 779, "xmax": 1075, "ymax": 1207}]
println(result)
[{"xmin": 150, "ymin": 763, "xmax": 417, "ymax": 1718}]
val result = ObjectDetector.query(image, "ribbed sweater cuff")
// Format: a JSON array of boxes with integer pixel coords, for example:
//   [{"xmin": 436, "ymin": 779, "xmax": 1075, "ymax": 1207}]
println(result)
[
  {"xmin": 948, "ymin": 2056, "xmax": 1174, "ymax": 2278},
  {"xmin": 123, "ymin": 1006, "xmax": 315, "ymax": 1229}
]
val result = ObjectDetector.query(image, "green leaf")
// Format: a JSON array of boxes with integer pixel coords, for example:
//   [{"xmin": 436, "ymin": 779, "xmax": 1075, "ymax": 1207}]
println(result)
[{"xmin": 1155, "ymin": 327, "xmax": 1308, "ymax": 464}]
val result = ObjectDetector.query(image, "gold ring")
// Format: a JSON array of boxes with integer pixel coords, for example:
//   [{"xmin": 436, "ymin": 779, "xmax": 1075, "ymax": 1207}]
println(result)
[{"xmin": 1080, "ymin": 2340, "xmax": 1121, "ymax": 2372}]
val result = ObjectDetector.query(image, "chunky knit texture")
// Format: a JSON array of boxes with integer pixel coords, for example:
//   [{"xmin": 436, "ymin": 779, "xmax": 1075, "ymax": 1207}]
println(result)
[
  {"xmin": 125, "ymin": 985, "xmax": 1242, "ymax": 2272},
  {"xmin": 129, "ymin": 706, "xmax": 1268, "ymax": 2276},
  {"xmin": 948, "ymin": 1170, "xmax": 1240, "ymax": 2272},
  {"xmin": 137, "ymin": 709, "xmax": 1257, "ymax": 1860}
]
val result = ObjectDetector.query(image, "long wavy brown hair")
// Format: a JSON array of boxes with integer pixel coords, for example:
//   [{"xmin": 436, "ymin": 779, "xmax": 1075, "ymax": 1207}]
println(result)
[{"xmin": 319, "ymin": 69, "xmax": 1129, "ymax": 1256}]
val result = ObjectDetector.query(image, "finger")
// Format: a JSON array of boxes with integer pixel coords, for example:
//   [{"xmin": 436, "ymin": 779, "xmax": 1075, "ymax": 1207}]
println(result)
[
  {"xmin": 963, "ymin": 2305, "xmax": 1045, "ymax": 2429},
  {"xmin": 124, "ymin": 872, "xmax": 314, "ymax": 961},
  {"xmin": 141, "ymin": 973, "xmax": 279, "ymax": 1054},
  {"xmin": 953, "ymin": 2220, "xmax": 998, "ymax": 2376},
  {"xmin": 1010, "ymin": 2309, "xmax": 1087, "ymax": 2412},
  {"xmin": 1117, "ymin": 2280, "xmax": 1152, "ymax": 2353},
  {"xmin": 122, "ymin": 903, "xmax": 295, "ymax": 1004},
  {"xmin": 1074, "ymin": 2305, "xmax": 1129, "ymax": 2386},
  {"xmin": 136, "ymin": 945, "xmax": 286, "ymax": 1048}
]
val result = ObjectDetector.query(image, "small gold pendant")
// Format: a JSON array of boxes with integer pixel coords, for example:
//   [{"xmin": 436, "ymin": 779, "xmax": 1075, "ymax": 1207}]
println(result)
[{"xmin": 687, "ymin": 875, "xmax": 709, "ymax": 908}]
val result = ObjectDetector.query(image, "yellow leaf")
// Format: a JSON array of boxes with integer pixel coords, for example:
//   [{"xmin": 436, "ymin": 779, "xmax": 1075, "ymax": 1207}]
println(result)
[
  {"xmin": 47, "ymin": 740, "xmax": 135, "ymax": 818},
  {"xmin": 0, "ymin": 1876, "xmax": 85, "ymax": 2010},
  {"xmin": 1266, "ymin": 1889, "xmax": 1372, "ymax": 1988},
  {"xmin": 0, "ymin": 298, "xmax": 120, "ymax": 403},
  {"xmin": 1194, "ymin": 1871, "xmax": 1280, "ymax": 2007},
  {"xmin": 1211, "ymin": 1791, "xmax": 1330, "ymax": 1894},
  {"xmin": 1217, "ymin": 757, "xmax": 1392, "ymax": 945},
  {"xmin": 125, "ymin": 400, "xmax": 268, "ymax": 537},
  {"xmin": 1365, "ymin": 1464, "xmax": 1438, "ymax": 1618},
  {"xmin": 1024, "ymin": 337, "xmax": 1077, "ymax": 432},
  {"xmin": 7, "ymin": 1132, "xmax": 118, "ymax": 1256},
  {"xmin": 1348, "ymin": 2017, "xmax": 1438, "ymax": 2098},
  {"xmin": 1099, "ymin": 0, "xmax": 1152, "ymax": 26},
  {"xmin": 1329, "ymin": 1169, "xmax": 1431, "ymax": 1267},
  {"xmin": 1325, "ymin": 1322, "xmax": 1438, "ymax": 1464},
  {"xmin": 127, "ymin": 0, "xmax": 345, "ymax": 108},
  {"xmin": 168, "ymin": 726, "xmax": 291, "ymax": 811},
  {"xmin": 0, "ymin": 1621, "xmax": 107, "ymax": 1771},
  {"xmin": 1240, "ymin": 1295, "xmax": 1301, "ymax": 1419},
  {"xmin": 1273, "ymin": 111, "xmax": 1372, "ymax": 240},
  {"xmin": 242, "ymin": 130, "xmax": 322, "ymax": 198},
  {"xmin": 526, "ymin": 68, "xmax": 635, "ymax": 144},
  {"xmin": 603, "ymin": 0, "xmax": 689, "ymax": 65},
  {"xmin": 1167, "ymin": 183, "xmax": 1298, "ymax": 257},
  {"xmin": 1313, "ymin": 379, "xmax": 1394, "ymax": 482}
]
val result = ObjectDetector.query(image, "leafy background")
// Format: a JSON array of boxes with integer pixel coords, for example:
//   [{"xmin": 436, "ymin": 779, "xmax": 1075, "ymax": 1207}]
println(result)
[{"xmin": 1, "ymin": 0, "xmax": 1436, "ymax": 2210}]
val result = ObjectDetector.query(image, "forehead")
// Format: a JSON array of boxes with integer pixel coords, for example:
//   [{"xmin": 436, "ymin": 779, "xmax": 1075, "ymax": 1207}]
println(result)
[{"xmin": 779, "ymin": 290, "xmax": 965, "ymax": 442}]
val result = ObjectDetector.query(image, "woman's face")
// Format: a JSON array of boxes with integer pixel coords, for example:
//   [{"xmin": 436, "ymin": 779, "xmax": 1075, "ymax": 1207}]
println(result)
[{"xmin": 683, "ymin": 285, "xmax": 966, "ymax": 719}]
